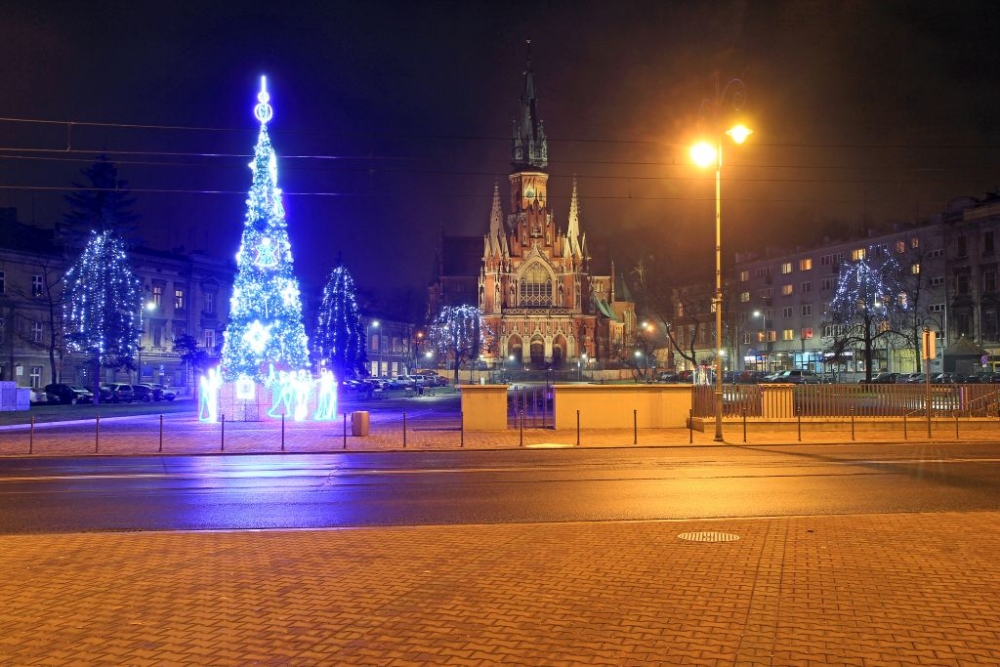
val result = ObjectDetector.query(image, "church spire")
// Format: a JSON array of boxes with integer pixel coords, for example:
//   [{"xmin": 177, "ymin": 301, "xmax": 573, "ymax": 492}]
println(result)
[
  {"xmin": 564, "ymin": 176, "xmax": 583, "ymax": 259},
  {"xmin": 511, "ymin": 40, "xmax": 548, "ymax": 170},
  {"xmin": 485, "ymin": 179, "xmax": 508, "ymax": 257}
]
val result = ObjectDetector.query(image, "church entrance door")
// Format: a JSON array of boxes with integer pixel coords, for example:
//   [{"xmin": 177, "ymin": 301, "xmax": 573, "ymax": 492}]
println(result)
[{"xmin": 530, "ymin": 340, "xmax": 545, "ymax": 369}]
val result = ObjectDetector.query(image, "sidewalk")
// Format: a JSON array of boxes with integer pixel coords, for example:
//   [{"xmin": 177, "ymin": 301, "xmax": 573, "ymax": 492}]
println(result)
[{"xmin": 2, "ymin": 512, "xmax": 1000, "ymax": 665}]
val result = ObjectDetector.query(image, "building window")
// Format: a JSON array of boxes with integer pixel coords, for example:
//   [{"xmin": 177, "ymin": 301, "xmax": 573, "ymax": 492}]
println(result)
[
  {"xmin": 801, "ymin": 281, "xmax": 812, "ymax": 293},
  {"xmin": 31, "ymin": 321, "xmax": 42, "ymax": 344},
  {"xmin": 741, "ymin": 331, "xmax": 751, "ymax": 345},
  {"xmin": 821, "ymin": 278, "xmax": 834, "ymax": 290},
  {"xmin": 799, "ymin": 258, "xmax": 812, "ymax": 271},
  {"xmin": 519, "ymin": 263, "xmax": 552, "ymax": 306},
  {"xmin": 205, "ymin": 292, "xmax": 215, "ymax": 315},
  {"xmin": 852, "ymin": 248, "xmax": 866, "ymax": 261},
  {"xmin": 782, "ymin": 307, "xmax": 793, "ymax": 318},
  {"xmin": 740, "ymin": 270, "xmax": 749, "ymax": 282},
  {"xmin": 756, "ymin": 267, "xmax": 771, "ymax": 279},
  {"xmin": 204, "ymin": 329, "xmax": 216, "ymax": 351},
  {"xmin": 985, "ymin": 270, "xmax": 997, "ymax": 294},
  {"xmin": 174, "ymin": 289, "xmax": 185, "ymax": 311},
  {"xmin": 781, "ymin": 262, "xmax": 792, "ymax": 274},
  {"xmin": 782, "ymin": 329, "xmax": 795, "ymax": 341},
  {"xmin": 802, "ymin": 304, "xmax": 812, "ymax": 316},
  {"xmin": 929, "ymin": 303, "xmax": 945, "ymax": 313},
  {"xmin": 758, "ymin": 288, "xmax": 773, "ymax": 300},
  {"xmin": 957, "ymin": 234, "xmax": 968, "ymax": 258},
  {"xmin": 911, "ymin": 263, "xmax": 920, "ymax": 275},
  {"xmin": 781, "ymin": 284, "xmax": 793, "ymax": 296},
  {"xmin": 895, "ymin": 240, "xmax": 906, "ymax": 254},
  {"xmin": 985, "ymin": 231, "xmax": 995, "ymax": 256},
  {"xmin": 957, "ymin": 274, "xmax": 970, "ymax": 295},
  {"xmin": 151, "ymin": 285, "xmax": 163, "ymax": 307},
  {"xmin": 930, "ymin": 276, "xmax": 945, "ymax": 287},
  {"xmin": 927, "ymin": 249, "xmax": 943, "ymax": 259},
  {"xmin": 740, "ymin": 291, "xmax": 750, "ymax": 303},
  {"xmin": 31, "ymin": 275, "xmax": 43, "ymax": 297},
  {"xmin": 911, "ymin": 236, "xmax": 920, "ymax": 249},
  {"xmin": 0, "ymin": 271, "xmax": 5, "ymax": 295},
  {"xmin": 29, "ymin": 366, "xmax": 42, "ymax": 389}
]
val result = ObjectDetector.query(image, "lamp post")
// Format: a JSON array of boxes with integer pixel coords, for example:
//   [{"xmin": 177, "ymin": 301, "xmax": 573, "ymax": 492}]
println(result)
[
  {"xmin": 136, "ymin": 301, "xmax": 156, "ymax": 383},
  {"xmin": 753, "ymin": 309, "xmax": 768, "ymax": 371},
  {"xmin": 367, "ymin": 320, "xmax": 380, "ymax": 377},
  {"xmin": 692, "ymin": 78, "xmax": 751, "ymax": 443}
]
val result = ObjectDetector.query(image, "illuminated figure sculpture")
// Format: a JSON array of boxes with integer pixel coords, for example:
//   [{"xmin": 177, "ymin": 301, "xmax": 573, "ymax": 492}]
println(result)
[
  {"xmin": 313, "ymin": 369, "xmax": 338, "ymax": 421},
  {"xmin": 199, "ymin": 367, "xmax": 222, "ymax": 422}
]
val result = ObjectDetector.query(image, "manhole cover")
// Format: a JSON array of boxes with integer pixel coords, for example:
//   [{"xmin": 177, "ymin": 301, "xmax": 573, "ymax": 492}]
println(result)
[{"xmin": 677, "ymin": 531, "xmax": 740, "ymax": 542}]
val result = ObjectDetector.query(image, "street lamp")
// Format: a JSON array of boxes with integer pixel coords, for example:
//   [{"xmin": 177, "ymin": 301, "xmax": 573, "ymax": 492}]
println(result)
[
  {"xmin": 691, "ymin": 78, "xmax": 751, "ymax": 443},
  {"xmin": 367, "ymin": 320, "xmax": 380, "ymax": 377},
  {"xmin": 137, "ymin": 301, "xmax": 156, "ymax": 383},
  {"xmin": 753, "ymin": 309, "xmax": 768, "ymax": 371}
]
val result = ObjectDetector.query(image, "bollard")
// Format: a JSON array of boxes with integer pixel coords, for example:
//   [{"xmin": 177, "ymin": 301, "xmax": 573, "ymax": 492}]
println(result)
[
  {"xmin": 633, "ymin": 409, "xmax": 637, "ymax": 445},
  {"xmin": 576, "ymin": 410, "xmax": 580, "ymax": 446},
  {"xmin": 850, "ymin": 407, "xmax": 855, "ymax": 441},
  {"xmin": 159, "ymin": 415, "xmax": 164, "ymax": 452},
  {"xmin": 520, "ymin": 410, "xmax": 524, "ymax": 447},
  {"xmin": 343, "ymin": 413, "xmax": 348, "ymax": 450},
  {"xmin": 29, "ymin": 415, "xmax": 34, "ymax": 455},
  {"xmin": 221, "ymin": 413, "xmax": 225, "ymax": 451},
  {"xmin": 903, "ymin": 413, "xmax": 907, "ymax": 440},
  {"xmin": 689, "ymin": 409, "xmax": 694, "ymax": 444},
  {"xmin": 742, "ymin": 409, "xmax": 747, "ymax": 443},
  {"xmin": 95, "ymin": 415, "xmax": 100, "ymax": 453},
  {"xmin": 797, "ymin": 407, "xmax": 802, "ymax": 442},
  {"xmin": 281, "ymin": 414, "xmax": 285, "ymax": 451},
  {"xmin": 403, "ymin": 411, "xmax": 407, "ymax": 448},
  {"xmin": 460, "ymin": 411, "xmax": 464, "ymax": 448},
  {"xmin": 955, "ymin": 411, "xmax": 960, "ymax": 439}
]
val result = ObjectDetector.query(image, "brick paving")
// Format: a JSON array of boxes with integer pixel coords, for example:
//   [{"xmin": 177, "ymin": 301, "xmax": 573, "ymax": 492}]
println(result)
[
  {"xmin": 2, "ymin": 513, "xmax": 1000, "ymax": 665},
  {"xmin": 3, "ymin": 398, "xmax": 1000, "ymax": 664}
]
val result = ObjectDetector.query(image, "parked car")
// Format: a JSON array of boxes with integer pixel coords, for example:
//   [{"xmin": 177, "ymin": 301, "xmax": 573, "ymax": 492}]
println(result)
[
  {"xmin": 102, "ymin": 383, "xmax": 136, "ymax": 403},
  {"xmin": 770, "ymin": 369, "xmax": 821, "ymax": 384},
  {"xmin": 152, "ymin": 384, "xmax": 176, "ymax": 401},
  {"xmin": 931, "ymin": 373, "xmax": 965, "ymax": 384},
  {"xmin": 894, "ymin": 373, "xmax": 914, "ymax": 384},
  {"xmin": 905, "ymin": 373, "xmax": 928, "ymax": 383},
  {"xmin": 657, "ymin": 371, "xmax": 681, "ymax": 383},
  {"xmin": 132, "ymin": 384, "xmax": 155, "ymax": 402},
  {"xmin": 43, "ymin": 383, "xmax": 94, "ymax": 405},
  {"xmin": 866, "ymin": 372, "xmax": 899, "ymax": 384}
]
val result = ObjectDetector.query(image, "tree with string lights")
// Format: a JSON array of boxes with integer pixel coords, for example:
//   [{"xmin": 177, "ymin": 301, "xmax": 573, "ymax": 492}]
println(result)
[
  {"xmin": 823, "ymin": 244, "xmax": 908, "ymax": 382},
  {"xmin": 220, "ymin": 76, "xmax": 311, "ymax": 384},
  {"xmin": 63, "ymin": 230, "xmax": 142, "ymax": 400},
  {"xmin": 429, "ymin": 304, "xmax": 490, "ymax": 383},
  {"xmin": 314, "ymin": 263, "xmax": 367, "ymax": 383}
]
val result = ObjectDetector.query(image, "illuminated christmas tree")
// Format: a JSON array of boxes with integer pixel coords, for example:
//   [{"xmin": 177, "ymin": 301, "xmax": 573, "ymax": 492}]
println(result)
[
  {"xmin": 220, "ymin": 76, "xmax": 310, "ymax": 384},
  {"xmin": 314, "ymin": 263, "xmax": 366, "ymax": 381},
  {"xmin": 429, "ymin": 304, "xmax": 490, "ymax": 383},
  {"xmin": 63, "ymin": 230, "xmax": 142, "ymax": 396}
]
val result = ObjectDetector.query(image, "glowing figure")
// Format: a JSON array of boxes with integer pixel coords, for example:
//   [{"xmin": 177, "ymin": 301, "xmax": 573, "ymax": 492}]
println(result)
[
  {"xmin": 293, "ymin": 370, "xmax": 312, "ymax": 422},
  {"xmin": 267, "ymin": 370, "xmax": 296, "ymax": 419},
  {"xmin": 314, "ymin": 369, "xmax": 338, "ymax": 421},
  {"xmin": 255, "ymin": 237, "xmax": 279, "ymax": 268},
  {"xmin": 198, "ymin": 367, "xmax": 222, "ymax": 422}
]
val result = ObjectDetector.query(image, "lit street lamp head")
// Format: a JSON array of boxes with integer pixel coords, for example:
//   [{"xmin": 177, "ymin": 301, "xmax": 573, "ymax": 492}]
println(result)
[
  {"xmin": 690, "ymin": 142, "xmax": 716, "ymax": 168},
  {"xmin": 725, "ymin": 124, "xmax": 752, "ymax": 144}
]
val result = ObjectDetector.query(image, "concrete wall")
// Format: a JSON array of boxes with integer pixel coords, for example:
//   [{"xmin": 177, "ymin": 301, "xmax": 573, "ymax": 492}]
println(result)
[
  {"xmin": 553, "ymin": 384, "xmax": 693, "ymax": 429},
  {"xmin": 458, "ymin": 385, "xmax": 509, "ymax": 430}
]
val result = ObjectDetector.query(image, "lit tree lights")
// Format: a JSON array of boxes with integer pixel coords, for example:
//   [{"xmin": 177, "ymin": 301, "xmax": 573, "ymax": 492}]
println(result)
[
  {"xmin": 824, "ymin": 244, "xmax": 907, "ymax": 382},
  {"xmin": 63, "ymin": 230, "xmax": 142, "ymax": 398},
  {"xmin": 429, "ymin": 304, "xmax": 491, "ymax": 383},
  {"xmin": 314, "ymin": 263, "xmax": 367, "ymax": 382},
  {"xmin": 220, "ymin": 76, "xmax": 310, "ymax": 384}
]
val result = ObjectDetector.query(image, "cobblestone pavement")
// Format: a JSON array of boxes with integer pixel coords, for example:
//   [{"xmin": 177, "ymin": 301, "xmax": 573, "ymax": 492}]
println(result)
[{"xmin": 2, "ymin": 512, "xmax": 1000, "ymax": 665}]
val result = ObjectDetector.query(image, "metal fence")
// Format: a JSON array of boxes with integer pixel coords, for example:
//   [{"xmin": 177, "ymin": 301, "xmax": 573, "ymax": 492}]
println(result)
[{"xmin": 692, "ymin": 383, "xmax": 1000, "ymax": 419}]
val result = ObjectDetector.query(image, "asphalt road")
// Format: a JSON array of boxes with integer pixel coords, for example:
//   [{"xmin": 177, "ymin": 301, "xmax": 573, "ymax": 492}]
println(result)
[{"xmin": 2, "ymin": 444, "xmax": 999, "ymax": 534}]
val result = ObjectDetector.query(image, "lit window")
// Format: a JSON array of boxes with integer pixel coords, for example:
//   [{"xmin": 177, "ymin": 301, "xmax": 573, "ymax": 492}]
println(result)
[
  {"xmin": 783, "ymin": 329, "xmax": 795, "ymax": 341},
  {"xmin": 740, "ymin": 270, "xmax": 749, "ymax": 282},
  {"xmin": 781, "ymin": 262, "xmax": 792, "ymax": 274},
  {"xmin": 31, "ymin": 275, "xmax": 43, "ymax": 297},
  {"xmin": 29, "ymin": 366, "xmax": 42, "ymax": 389},
  {"xmin": 911, "ymin": 236, "xmax": 920, "ymax": 249},
  {"xmin": 911, "ymin": 263, "xmax": 920, "ymax": 274},
  {"xmin": 799, "ymin": 258, "xmax": 812, "ymax": 271},
  {"xmin": 174, "ymin": 289, "xmax": 185, "ymax": 310},
  {"xmin": 152, "ymin": 285, "xmax": 163, "ymax": 307},
  {"xmin": 740, "ymin": 291, "xmax": 750, "ymax": 303},
  {"xmin": 204, "ymin": 329, "xmax": 216, "ymax": 350},
  {"xmin": 895, "ymin": 240, "xmax": 906, "ymax": 254},
  {"xmin": 852, "ymin": 248, "xmax": 866, "ymax": 261},
  {"xmin": 781, "ymin": 284, "xmax": 793, "ymax": 296}
]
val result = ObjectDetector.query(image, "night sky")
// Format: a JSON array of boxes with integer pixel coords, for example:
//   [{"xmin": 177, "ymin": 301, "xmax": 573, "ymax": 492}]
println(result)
[{"xmin": 3, "ymin": 0, "xmax": 1000, "ymax": 308}]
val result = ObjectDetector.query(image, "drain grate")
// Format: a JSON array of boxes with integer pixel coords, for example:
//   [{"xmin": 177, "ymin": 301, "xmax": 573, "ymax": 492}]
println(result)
[{"xmin": 677, "ymin": 531, "xmax": 740, "ymax": 543}]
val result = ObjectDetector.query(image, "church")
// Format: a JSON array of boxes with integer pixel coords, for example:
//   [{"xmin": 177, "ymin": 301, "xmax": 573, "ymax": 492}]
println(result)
[{"xmin": 429, "ymin": 51, "xmax": 636, "ymax": 370}]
